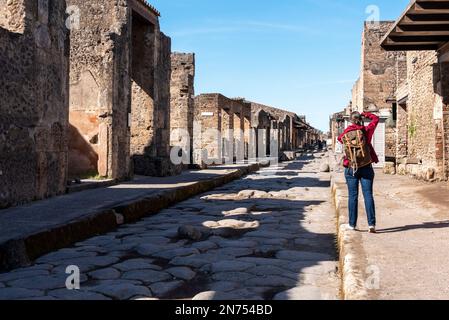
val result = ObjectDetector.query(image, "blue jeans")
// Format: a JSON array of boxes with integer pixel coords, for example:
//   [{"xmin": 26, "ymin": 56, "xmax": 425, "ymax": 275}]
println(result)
[{"xmin": 345, "ymin": 165, "xmax": 376, "ymax": 228}]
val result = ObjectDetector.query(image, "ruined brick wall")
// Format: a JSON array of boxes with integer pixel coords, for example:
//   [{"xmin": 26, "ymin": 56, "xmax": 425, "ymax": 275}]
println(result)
[
  {"xmin": 170, "ymin": 53, "xmax": 195, "ymax": 162},
  {"xmin": 68, "ymin": 0, "xmax": 131, "ymax": 180},
  {"xmin": 0, "ymin": 0, "xmax": 69, "ymax": 208},
  {"xmin": 401, "ymin": 51, "xmax": 442, "ymax": 180}
]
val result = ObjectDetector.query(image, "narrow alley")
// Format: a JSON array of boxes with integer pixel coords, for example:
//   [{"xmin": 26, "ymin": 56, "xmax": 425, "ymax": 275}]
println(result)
[{"xmin": 0, "ymin": 154, "xmax": 340, "ymax": 300}]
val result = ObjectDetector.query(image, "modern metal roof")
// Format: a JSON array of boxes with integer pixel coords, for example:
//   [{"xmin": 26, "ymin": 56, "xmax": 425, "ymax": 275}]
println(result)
[{"xmin": 381, "ymin": 0, "xmax": 449, "ymax": 51}]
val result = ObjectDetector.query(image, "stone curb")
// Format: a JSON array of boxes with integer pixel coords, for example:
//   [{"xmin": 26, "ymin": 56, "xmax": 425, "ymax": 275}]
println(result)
[
  {"xmin": 0, "ymin": 163, "xmax": 264, "ymax": 272},
  {"xmin": 330, "ymin": 162, "xmax": 369, "ymax": 300}
]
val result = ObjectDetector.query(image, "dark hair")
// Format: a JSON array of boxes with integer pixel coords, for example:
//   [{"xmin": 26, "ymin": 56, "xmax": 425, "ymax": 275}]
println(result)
[{"xmin": 350, "ymin": 111, "xmax": 362, "ymax": 125}]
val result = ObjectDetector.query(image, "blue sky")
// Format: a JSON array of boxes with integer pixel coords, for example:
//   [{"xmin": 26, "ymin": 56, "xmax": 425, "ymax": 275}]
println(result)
[{"xmin": 151, "ymin": 0, "xmax": 409, "ymax": 131}]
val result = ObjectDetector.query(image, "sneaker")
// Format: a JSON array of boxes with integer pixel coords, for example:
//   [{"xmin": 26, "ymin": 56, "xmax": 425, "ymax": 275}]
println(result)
[
  {"xmin": 368, "ymin": 226, "xmax": 376, "ymax": 233},
  {"xmin": 347, "ymin": 225, "xmax": 356, "ymax": 231}
]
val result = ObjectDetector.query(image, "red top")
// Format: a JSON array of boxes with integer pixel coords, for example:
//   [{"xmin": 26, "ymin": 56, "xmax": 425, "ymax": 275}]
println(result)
[{"xmin": 338, "ymin": 112, "xmax": 380, "ymax": 168}]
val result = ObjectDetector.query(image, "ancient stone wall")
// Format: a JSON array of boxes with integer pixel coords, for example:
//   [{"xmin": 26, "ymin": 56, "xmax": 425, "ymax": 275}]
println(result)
[
  {"xmin": 0, "ymin": 0, "xmax": 69, "ymax": 208},
  {"xmin": 170, "ymin": 53, "xmax": 195, "ymax": 163},
  {"xmin": 68, "ymin": 0, "xmax": 131, "ymax": 180}
]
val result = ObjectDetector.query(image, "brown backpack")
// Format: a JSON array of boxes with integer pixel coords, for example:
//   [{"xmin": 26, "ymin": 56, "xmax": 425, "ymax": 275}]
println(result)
[{"xmin": 342, "ymin": 129, "xmax": 373, "ymax": 171}]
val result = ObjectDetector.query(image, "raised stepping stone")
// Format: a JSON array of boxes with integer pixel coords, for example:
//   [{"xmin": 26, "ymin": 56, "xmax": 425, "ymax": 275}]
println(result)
[
  {"xmin": 149, "ymin": 281, "xmax": 184, "ymax": 297},
  {"xmin": 166, "ymin": 267, "xmax": 196, "ymax": 281},
  {"xmin": 244, "ymin": 275, "xmax": 297, "ymax": 287},
  {"xmin": 276, "ymin": 250, "xmax": 332, "ymax": 262},
  {"xmin": 153, "ymin": 248, "xmax": 200, "ymax": 260},
  {"xmin": 88, "ymin": 268, "xmax": 121, "ymax": 280},
  {"xmin": 48, "ymin": 289, "xmax": 110, "ymax": 300},
  {"xmin": 113, "ymin": 259, "xmax": 161, "ymax": 272},
  {"xmin": 91, "ymin": 283, "xmax": 152, "ymax": 300},
  {"xmin": 274, "ymin": 286, "xmax": 323, "ymax": 300},
  {"xmin": 222, "ymin": 207, "xmax": 250, "ymax": 216},
  {"xmin": 122, "ymin": 270, "xmax": 172, "ymax": 284},
  {"xmin": 0, "ymin": 288, "xmax": 44, "ymax": 300},
  {"xmin": 216, "ymin": 219, "xmax": 259, "ymax": 229}
]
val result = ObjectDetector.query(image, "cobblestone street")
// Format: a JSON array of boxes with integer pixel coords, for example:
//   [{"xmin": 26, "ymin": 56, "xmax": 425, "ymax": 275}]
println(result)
[{"xmin": 0, "ymin": 154, "xmax": 340, "ymax": 300}]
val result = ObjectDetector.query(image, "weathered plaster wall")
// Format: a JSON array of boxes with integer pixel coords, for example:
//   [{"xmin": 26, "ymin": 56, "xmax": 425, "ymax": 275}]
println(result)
[{"xmin": 0, "ymin": 0, "xmax": 69, "ymax": 208}]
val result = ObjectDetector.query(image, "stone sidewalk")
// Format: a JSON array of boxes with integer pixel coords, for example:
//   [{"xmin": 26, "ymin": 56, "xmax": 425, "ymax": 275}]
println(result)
[
  {"xmin": 332, "ymin": 160, "xmax": 449, "ymax": 300},
  {"xmin": 0, "ymin": 154, "xmax": 340, "ymax": 300},
  {"xmin": 0, "ymin": 163, "xmax": 263, "ymax": 271}
]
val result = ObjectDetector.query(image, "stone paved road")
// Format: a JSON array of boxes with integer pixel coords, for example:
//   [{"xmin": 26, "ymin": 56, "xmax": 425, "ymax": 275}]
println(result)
[{"xmin": 0, "ymin": 154, "xmax": 340, "ymax": 300}]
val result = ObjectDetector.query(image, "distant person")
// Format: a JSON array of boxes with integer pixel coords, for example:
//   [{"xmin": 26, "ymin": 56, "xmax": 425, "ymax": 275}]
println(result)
[{"xmin": 338, "ymin": 111, "xmax": 379, "ymax": 233}]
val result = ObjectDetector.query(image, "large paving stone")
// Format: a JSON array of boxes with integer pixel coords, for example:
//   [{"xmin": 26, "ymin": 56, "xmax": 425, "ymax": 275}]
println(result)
[
  {"xmin": 207, "ymin": 260, "xmax": 255, "ymax": 273},
  {"xmin": 208, "ymin": 282, "xmax": 240, "ymax": 292},
  {"xmin": 169, "ymin": 256, "xmax": 212, "ymax": 269},
  {"xmin": 247, "ymin": 265, "xmax": 298, "ymax": 279},
  {"xmin": 211, "ymin": 272, "xmax": 254, "ymax": 282},
  {"xmin": 113, "ymin": 259, "xmax": 161, "ymax": 272},
  {"xmin": 135, "ymin": 244, "xmax": 165, "ymax": 256},
  {"xmin": 273, "ymin": 286, "xmax": 323, "ymax": 300},
  {"xmin": 245, "ymin": 231, "xmax": 296, "ymax": 240},
  {"xmin": 192, "ymin": 291, "xmax": 235, "ymax": 301},
  {"xmin": 7, "ymin": 275, "xmax": 72, "ymax": 290},
  {"xmin": 236, "ymin": 257, "xmax": 286, "ymax": 267},
  {"xmin": 0, "ymin": 269, "xmax": 50, "ymax": 283},
  {"xmin": 90, "ymin": 283, "xmax": 152, "ymax": 300},
  {"xmin": 191, "ymin": 241, "xmax": 218, "ymax": 252},
  {"xmin": 53, "ymin": 255, "xmax": 120, "ymax": 268},
  {"xmin": 122, "ymin": 270, "xmax": 172, "ymax": 284},
  {"xmin": 244, "ymin": 275, "xmax": 298, "ymax": 287},
  {"xmin": 36, "ymin": 250, "xmax": 98, "ymax": 264},
  {"xmin": 210, "ymin": 247, "xmax": 255, "ymax": 257},
  {"xmin": 48, "ymin": 289, "xmax": 111, "ymax": 300},
  {"xmin": 284, "ymin": 262, "xmax": 337, "ymax": 275},
  {"xmin": 0, "ymin": 288, "xmax": 44, "ymax": 300},
  {"xmin": 166, "ymin": 267, "xmax": 196, "ymax": 281},
  {"xmin": 276, "ymin": 250, "xmax": 333, "ymax": 262},
  {"xmin": 122, "ymin": 236, "xmax": 171, "ymax": 246},
  {"xmin": 88, "ymin": 268, "xmax": 121, "ymax": 280},
  {"xmin": 214, "ymin": 239, "xmax": 259, "ymax": 249},
  {"xmin": 152, "ymin": 248, "xmax": 200, "ymax": 260},
  {"xmin": 149, "ymin": 281, "xmax": 184, "ymax": 297}
]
